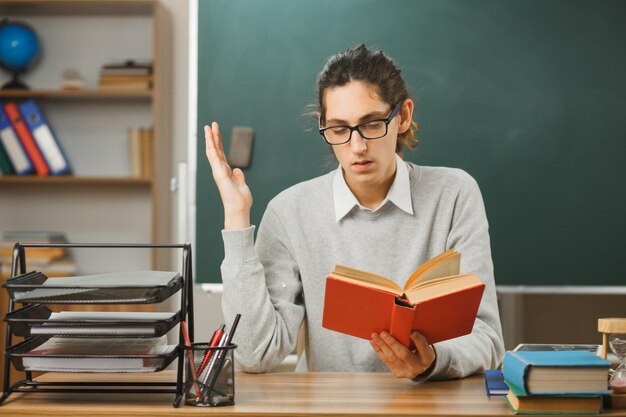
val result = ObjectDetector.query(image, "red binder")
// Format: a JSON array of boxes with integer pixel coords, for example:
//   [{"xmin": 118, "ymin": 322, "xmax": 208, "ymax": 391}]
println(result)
[{"xmin": 4, "ymin": 102, "xmax": 49, "ymax": 176}]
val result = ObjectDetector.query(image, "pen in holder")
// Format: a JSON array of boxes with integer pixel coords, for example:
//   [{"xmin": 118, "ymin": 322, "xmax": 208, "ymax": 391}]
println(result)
[{"xmin": 184, "ymin": 343, "xmax": 236, "ymax": 406}]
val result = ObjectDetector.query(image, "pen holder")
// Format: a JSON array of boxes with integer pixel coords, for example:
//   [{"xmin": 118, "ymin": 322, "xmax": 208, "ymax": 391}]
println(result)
[{"xmin": 183, "ymin": 343, "xmax": 236, "ymax": 407}]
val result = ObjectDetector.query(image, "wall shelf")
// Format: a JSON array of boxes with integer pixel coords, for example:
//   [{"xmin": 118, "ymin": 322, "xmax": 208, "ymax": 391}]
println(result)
[
  {"xmin": 0, "ymin": 177, "xmax": 152, "ymax": 186},
  {"xmin": 0, "ymin": 0, "xmax": 172, "ymax": 273},
  {"xmin": 0, "ymin": 0, "xmax": 154, "ymax": 16},
  {"xmin": 0, "ymin": 90, "xmax": 153, "ymax": 100}
]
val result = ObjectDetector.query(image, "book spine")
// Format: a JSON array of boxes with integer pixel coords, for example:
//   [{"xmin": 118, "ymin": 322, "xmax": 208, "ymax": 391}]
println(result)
[
  {"xmin": 389, "ymin": 301, "xmax": 415, "ymax": 348},
  {"xmin": 140, "ymin": 128, "xmax": 153, "ymax": 179},
  {"xmin": 503, "ymin": 351, "xmax": 531, "ymax": 395},
  {"xmin": 19, "ymin": 100, "xmax": 71, "ymax": 176},
  {"xmin": 128, "ymin": 127, "xmax": 143, "ymax": 177},
  {"xmin": 0, "ymin": 103, "xmax": 34, "ymax": 175},
  {"xmin": 4, "ymin": 102, "xmax": 49, "ymax": 176}
]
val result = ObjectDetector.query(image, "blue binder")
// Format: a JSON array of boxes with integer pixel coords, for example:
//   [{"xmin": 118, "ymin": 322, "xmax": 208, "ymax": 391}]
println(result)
[
  {"xmin": 0, "ymin": 102, "xmax": 34, "ymax": 175},
  {"xmin": 19, "ymin": 100, "xmax": 71, "ymax": 175}
]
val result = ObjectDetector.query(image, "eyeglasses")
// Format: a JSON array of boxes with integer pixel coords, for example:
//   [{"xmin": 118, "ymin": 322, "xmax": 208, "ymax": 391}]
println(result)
[{"xmin": 318, "ymin": 102, "xmax": 401, "ymax": 145}]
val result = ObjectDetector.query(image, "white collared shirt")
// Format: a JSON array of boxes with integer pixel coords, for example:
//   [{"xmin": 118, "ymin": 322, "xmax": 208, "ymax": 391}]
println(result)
[{"xmin": 333, "ymin": 154, "xmax": 414, "ymax": 222}]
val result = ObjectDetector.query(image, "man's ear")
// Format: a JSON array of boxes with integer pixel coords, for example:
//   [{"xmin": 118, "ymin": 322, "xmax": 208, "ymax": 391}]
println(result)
[{"xmin": 398, "ymin": 98, "xmax": 414, "ymax": 134}]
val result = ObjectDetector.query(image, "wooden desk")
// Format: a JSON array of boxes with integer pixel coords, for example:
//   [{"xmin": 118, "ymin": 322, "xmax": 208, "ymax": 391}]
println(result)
[{"xmin": 0, "ymin": 371, "xmax": 625, "ymax": 416}]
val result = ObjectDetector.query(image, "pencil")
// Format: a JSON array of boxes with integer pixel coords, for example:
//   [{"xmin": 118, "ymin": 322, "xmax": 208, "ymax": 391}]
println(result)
[{"xmin": 181, "ymin": 321, "xmax": 202, "ymax": 399}]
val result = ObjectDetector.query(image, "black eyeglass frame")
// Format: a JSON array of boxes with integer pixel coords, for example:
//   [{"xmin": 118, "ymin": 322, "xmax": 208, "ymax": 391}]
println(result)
[{"xmin": 318, "ymin": 102, "xmax": 402, "ymax": 145}]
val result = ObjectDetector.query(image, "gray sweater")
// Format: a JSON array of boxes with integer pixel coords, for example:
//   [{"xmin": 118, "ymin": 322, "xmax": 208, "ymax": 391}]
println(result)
[{"xmin": 221, "ymin": 162, "xmax": 504, "ymax": 379}]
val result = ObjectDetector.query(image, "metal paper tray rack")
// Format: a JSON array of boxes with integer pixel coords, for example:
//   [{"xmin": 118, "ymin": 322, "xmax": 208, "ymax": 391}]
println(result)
[
  {"xmin": 5, "ymin": 304, "xmax": 181, "ymax": 338},
  {"xmin": 0, "ymin": 243, "xmax": 195, "ymax": 408},
  {"xmin": 3, "ymin": 270, "xmax": 183, "ymax": 304},
  {"xmin": 7, "ymin": 337, "xmax": 180, "ymax": 373}
]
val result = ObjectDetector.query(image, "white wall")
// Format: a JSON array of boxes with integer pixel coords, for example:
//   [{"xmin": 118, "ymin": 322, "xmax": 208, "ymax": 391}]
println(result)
[
  {"xmin": 158, "ymin": 0, "xmax": 189, "ymax": 247},
  {"xmin": 157, "ymin": 0, "xmax": 226, "ymax": 338}
]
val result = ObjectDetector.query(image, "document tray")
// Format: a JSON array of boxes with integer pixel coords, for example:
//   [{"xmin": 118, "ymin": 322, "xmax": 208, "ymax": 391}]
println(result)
[
  {"xmin": 5, "ymin": 304, "xmax": 181, "ymax": 338},
  {"xmin": 3, "ymin": 270, "xmax": 182, "ymax": 304},
  {"xmin": 7, "ymin": 337, "xmax": 179, "ymax": 373}
]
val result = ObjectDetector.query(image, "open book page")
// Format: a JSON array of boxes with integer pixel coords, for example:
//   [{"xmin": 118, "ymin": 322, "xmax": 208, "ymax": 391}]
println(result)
[
  {"xmin": 332, "ymin": 265, "xmax": 403, "ymax": 295},
  {"xmin": 404, "ymin": 249, "xmax": 461, "ymax": 291},
  {"xmin": 404, "ymin": 273, "xmax": 481, "ymax": 304}
]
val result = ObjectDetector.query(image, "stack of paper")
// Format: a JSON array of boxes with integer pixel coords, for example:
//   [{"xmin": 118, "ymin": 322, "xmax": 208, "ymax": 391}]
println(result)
[{"xmin": 23, "ymin": 336, "xmax": 175, "ymax": 372}]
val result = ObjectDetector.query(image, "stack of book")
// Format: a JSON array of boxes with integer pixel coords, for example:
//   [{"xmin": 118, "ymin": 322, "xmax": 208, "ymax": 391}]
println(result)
[
  {"xmin": 0, "ymin": 100, "xmax": 71, "ymax": 177},
  {"xmin": 0, "ymin": 231, "xmax": 76, "ymax": 279},
  {"xmin": 502, "ymin": 350, "xmax": 611, "ymax": 415},
  {"xmin": 98, "ymin": 60, "xmax": 152, "ymax": 91}
]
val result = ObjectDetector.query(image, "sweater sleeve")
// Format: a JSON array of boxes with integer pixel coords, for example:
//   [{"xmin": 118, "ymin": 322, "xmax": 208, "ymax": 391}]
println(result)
[
  {"xmin": 429, "ymin": 173, "xmax": 505, "ymax": 380},
  {"xmin": 220, "ymin": 204, "xmax": 304, "ymax": 373}
]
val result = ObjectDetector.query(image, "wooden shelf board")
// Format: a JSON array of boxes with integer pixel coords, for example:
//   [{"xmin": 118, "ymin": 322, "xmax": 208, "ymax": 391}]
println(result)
[
  {"xmin": 0, "ymin": 89, "xmax": 153, "ymax": 100},
  {"xmin": 0, "ymin": 176, "xmax": 151, "ymax": 186},
  {"xmin": 0, "ymin": 0, "xmax": 154, "ymax": 16}
]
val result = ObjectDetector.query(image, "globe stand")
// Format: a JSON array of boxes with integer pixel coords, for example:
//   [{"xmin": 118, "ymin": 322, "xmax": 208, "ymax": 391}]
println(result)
[
  {"xmin": 1, "ymin": 72, "xmax": 29, "ymax": 89},
  {"xmin": 0, "ymin": 19, "xmax": 40, "ymax": 90}
]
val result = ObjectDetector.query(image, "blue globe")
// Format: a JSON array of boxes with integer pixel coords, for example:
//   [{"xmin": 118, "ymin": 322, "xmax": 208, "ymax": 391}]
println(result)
[{"xmin": 0, "ymin": 20, "xmax": 40, "ymax": 73}]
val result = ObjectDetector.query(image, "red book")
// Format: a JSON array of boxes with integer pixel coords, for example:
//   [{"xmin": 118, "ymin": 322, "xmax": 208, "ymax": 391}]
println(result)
[
  {"xmin": 4, "ymin": 102, "xmax": 49, "ymax": 176},
  {"xmin": 322, "ymin": 249, "xmax": 485, "ymax": 347}
]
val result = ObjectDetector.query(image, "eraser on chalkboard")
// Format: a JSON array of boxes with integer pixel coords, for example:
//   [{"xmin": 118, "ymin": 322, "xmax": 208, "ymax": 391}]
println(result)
[{"xmin": 228, "ymin": 126, "xmax": 254, "ymax": 169}]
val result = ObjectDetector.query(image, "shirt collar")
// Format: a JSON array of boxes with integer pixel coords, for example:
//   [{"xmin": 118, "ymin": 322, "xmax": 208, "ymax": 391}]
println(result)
[{"xmin": 333, "ymin": 154, "xmax": 414, "ymax": 222}]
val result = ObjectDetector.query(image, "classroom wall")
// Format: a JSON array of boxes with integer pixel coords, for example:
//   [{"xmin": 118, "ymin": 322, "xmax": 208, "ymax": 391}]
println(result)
[
  {"xmin": 185, "ymin": 0, "xmax": 625, "ymax": 352},
  {"xmin": 3, "ymin": 1, "xmax": 619, "ymax": 357},
  {"xmin": 499, "ymin": 292, "xmax": 626, "ymax": 350},
  {"xmin": 195, "ymin": 0, "xmax": 626, "ymax": 287}
]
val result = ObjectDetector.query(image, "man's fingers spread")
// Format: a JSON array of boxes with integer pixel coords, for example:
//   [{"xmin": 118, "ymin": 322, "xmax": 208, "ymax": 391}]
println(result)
[{"xmin": 212, "ymin": 122, "xmax": 227, "ymax": 159}]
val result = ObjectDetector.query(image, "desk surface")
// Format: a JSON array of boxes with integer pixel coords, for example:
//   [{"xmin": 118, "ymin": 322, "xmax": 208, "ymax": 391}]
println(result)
[{"xmin": 1, "ymin": 371, "xmax": 625, "ymax": 416}]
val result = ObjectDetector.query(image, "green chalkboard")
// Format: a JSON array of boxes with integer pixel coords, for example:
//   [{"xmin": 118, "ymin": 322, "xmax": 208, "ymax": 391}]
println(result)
[{"xmin": 196, "ymin": 0, "xmax": 626, "ymax": 285}]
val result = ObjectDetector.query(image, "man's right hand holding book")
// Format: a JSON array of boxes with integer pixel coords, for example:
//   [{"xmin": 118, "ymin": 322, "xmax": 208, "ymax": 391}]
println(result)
[{"xmin": 370, "ymin": 330, "xmax": 436, "ymax": 381}]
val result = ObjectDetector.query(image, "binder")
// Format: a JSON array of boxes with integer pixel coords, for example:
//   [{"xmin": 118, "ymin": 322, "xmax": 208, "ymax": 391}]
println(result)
[
  {"xmin": 0, "ymin": 103, "xmax": 34, "ymax": 175},
  {"xmin": 3, "ymin": 102, "xmax": 49, "ymax": 176},
  {"xmin": 19, "ymin": 100, "xmax": 71, "ymax": 175},
  {"xmin": 0, "ymin": 138, "xmax": 15, "ymax": 175}
]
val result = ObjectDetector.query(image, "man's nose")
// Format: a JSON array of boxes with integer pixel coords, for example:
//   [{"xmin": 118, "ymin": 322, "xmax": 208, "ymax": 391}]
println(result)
[{"xmin": 350, "ymin": 130, "xmax": 367, "ymax": 153}]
